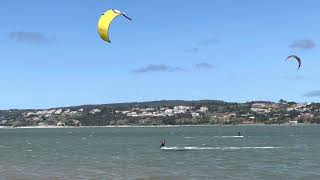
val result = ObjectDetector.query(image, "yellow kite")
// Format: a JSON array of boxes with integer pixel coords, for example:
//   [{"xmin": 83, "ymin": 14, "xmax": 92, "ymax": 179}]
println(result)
[{"xmin": 98, "ymin": 9, "xmax": 132, "ymax": 43}]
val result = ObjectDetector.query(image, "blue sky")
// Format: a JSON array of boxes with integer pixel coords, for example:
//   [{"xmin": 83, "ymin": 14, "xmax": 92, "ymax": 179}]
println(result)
[{"xmin": 1, "ymin": 0, "xmax": 320, "ymax": 109}]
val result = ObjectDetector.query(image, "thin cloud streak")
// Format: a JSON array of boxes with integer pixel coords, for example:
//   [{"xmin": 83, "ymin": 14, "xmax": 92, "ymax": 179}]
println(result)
[
  {"xmin": 8, "ymin": 31, "xmax": 53, "ymax": 44},
  {"xmin": 184, "ymin": 37, "xmax": 219, "ymax": 53},
  {"xmin": 195, "ymin": 62, "xmax": 214, "ymax": 69},
  {"xmin": 289, "ymin": 39, "xmax": 315, "ymax": 50},
  {"xmin": 132, "ymin": 64, "xmax": 185, "ymax": 73},
  {"xmin": 303, "ymin": 90, "xmax": 320, "ymax": 97}
]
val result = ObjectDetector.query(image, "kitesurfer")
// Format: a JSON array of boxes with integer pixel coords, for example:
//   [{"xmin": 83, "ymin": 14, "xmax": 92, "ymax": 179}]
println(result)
[
  {"xmin": 238, "ymin": 132, "xmax": 241, "ymax": 136},
  {"xmin": 160, "ymin": 139, "xmax": 166, "ymax": 148}
]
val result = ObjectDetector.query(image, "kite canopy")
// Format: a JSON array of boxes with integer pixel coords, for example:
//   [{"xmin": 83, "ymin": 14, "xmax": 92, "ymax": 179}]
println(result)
[
  {"xmin": 98, "ymin": 9, "xmax": 132, "ymax": 43},
  {"xmin": 286, "ymin": 55, "xmax": 301, "ymax": 70}
]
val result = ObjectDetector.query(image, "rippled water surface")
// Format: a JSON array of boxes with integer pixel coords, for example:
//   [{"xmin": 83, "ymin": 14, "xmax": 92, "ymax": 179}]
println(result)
[{"xmin": 0, "ymin": 125, "xmax": 320, "ymax": 180}]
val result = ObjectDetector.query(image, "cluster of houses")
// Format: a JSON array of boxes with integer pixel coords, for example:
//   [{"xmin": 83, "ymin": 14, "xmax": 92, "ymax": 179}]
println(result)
[
  {"xmin": 22, "ymin": 108, "xmax": 102, "ymax": 119},
  {"xmin": 249, "ymin": 102, "xmax": 310, "ymax": 114},
  {"xmin": 18, "ymin": 108, "xmax": 100, "ymax": 126},
  {"xmin": 115, "ymin": 106, "xmax": 209, "ymax": 118},
  {"xmin": 23, "ymin": 108, "xmax": 84, "ymax": 118},
  {"xmin": 244, "ymin": 102, "xmax": 314, "ymax": 124}
]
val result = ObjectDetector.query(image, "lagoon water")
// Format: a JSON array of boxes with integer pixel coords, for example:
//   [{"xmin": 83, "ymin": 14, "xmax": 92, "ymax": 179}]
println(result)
[{"xmin": 0, "ymin": 125, "xmax": 320, "ymax": 180}]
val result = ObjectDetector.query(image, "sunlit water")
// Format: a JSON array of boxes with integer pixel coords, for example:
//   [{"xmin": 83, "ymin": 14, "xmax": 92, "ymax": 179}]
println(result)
[{"xmin": 0, "ymin": 125, "xmax": 320, "ymax": 180}]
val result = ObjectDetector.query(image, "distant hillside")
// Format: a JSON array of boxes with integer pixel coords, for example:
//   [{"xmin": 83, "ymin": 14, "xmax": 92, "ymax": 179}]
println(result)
[
  {"xmin": 1, "ymin": 100, "xmax": 320, "ymax": 127},
  {"xmin": 64, "ymin": 100, "xmax": 226, "ymax": 109}
]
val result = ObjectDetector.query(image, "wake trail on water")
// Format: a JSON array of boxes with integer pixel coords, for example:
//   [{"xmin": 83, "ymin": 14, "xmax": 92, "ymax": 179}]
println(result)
[
  {"xmin": 215, "ymin": 136, "xmax": 244, "ymax": 138},
  {"xmin": 161, "ymin": 146, "xmax": 283, "ymax": 151},
  {"xmin": 184, "ymin": 136, "xmax": 244, "ymax": 139}
]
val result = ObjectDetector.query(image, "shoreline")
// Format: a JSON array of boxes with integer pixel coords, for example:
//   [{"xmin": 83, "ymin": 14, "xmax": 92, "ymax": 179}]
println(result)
[{"xmin": 0, "ymin": 123, "xmax": 315, "ymax": 129}]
